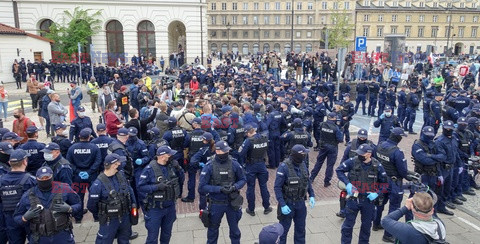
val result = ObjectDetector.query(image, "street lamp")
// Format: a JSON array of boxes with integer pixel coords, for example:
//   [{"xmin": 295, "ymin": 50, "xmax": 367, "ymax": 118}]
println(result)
[
  {"xmin": 291, "ymin": 0, "xmax": 294, "ymax": 52},
  {"xmin": 451, "ymin": 34, "xmax": 456, "ymax": 55},
  {"xmin": 258, "ymin": 27, "xmax": 261, "ymax": 53},
  {"xmin": 226, "ymin": 22, "xmax": 231, "ymax": 52}
]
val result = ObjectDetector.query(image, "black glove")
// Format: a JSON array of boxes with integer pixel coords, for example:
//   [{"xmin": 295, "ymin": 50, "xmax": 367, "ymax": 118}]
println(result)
[
  {"xmin": 220, "ymin": 185, "xmax": 234, "ymax": 194},
  {"xmin": 52, "ymin": 202, "xmax": 72, "ymax": 213},
  {"xmin": 23, "ymin": 206, "xmax": 42, "ymax": 221},
  {"xmin": 155, "ymin": 183, "xmax": 167, "ymax": 191}
]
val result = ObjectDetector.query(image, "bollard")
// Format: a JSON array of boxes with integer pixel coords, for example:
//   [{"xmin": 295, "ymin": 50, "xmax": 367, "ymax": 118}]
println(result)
[
  {"xmin": 99, "ymin": 115, "xmax": 103, "ymax": 124},
  {"xmin": 20, "ymin": 99, "xmax": 24, "ymax": 112},
  {"xmin": 0, "ymin": 119, "xmax": 3, "ymax": 128}
]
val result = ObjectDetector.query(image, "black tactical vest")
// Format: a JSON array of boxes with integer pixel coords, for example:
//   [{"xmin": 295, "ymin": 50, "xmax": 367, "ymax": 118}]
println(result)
[
  {"xmin": 348, "ymin": 139, "xmax": 373, "ymax": 159},
  {"xmin": 233, "ymin": 126, "xmax": 245, "ymax": 150},
  {"xmin": 0, "ymin": 173, "xmax": 31, "ymax": 211},
  {"xmin": 248, "ymin": 135, "xmax": 268, "ymax": 163},
  {"xmin": 170, "ymin": 127, "xmax": 185, "ymax": 150},
  {"xmin": 218, "ymin": 129, "xmax": 228, "ymax": 142},
  {"xmin": 376, "ymin": 144, "xmax": 399, "ymax": 178},
  {"xmin": 348, "ymin": 157, "xmax": 379, "ymax": 188},
  {"xmin": 97, "ymin": 173, "xmax": 131, "ymax": 221},
  {"xmin": 320, "ymin": 122, "xmax": 338, "ymax": 145},
  {"xmin": 456, "ymin": 130, "xmax": 472, "ymax": 153},
  {"xmin": 413, "ymin": 139, "xmax": 438, "ymax": 176},
  {"xmin": 288, "ymin": 130, "xmax": 309, "ymax": 153},
  {"xmin": 188, "ymin": 130, "xmax": 205, "ymax": 157},
  {"xmin": 148, "ymin": 161, "xmax": 180, "ymax": 206},
  {"xmin": 210, "ymin": 157, "xmax": 234, "ymax": 187},
  {"xmin": 282, "ymin": 160, "xmax": 308, "ymax": 202},
  {"xmin": 28, "ymin": 189, "xmax": 72, "ymax": 237},
  {"xmin": 108, "ymin": 142, "xmax": 134, "ymax": 181}
]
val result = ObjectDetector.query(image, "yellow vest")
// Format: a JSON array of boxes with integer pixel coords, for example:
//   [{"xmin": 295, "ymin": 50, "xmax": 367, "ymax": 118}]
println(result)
[
  {"xmin": 145, "ymin": 76, "xmax": 152, "ymax": 91},
  {"xmin": 87, "ymin": 82, "xmax": 99, "ymax": 95}
]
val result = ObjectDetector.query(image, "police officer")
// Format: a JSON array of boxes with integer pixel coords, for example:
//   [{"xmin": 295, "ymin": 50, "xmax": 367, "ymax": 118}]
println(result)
[
  {"xmin": 238, "ymin": 123, "xmax": 272, "ymax": 216},
  {"xmin": 339, "ymin": 79, "xmax": 351, "ymax": 101},
  {"xmin": 422, "ymin": 90, "xmax": 434, "ymax": 127},
  {"xmin": 341, "ymin": 94, "xmax": 355, "ymax": 144},
  {"xmin": 42, "ymin": 142, "xmax": 73, "ymax": 185},
  {"xmin": 373, "ymin": 127, "xmax": 408, "ymax": 242},
  {"xmin": 108, "ymin": 128, "xmax": 134, "ymax": 182},
  {"xmin": 91, "ymin": 124, "xmax": 115, "ymax": 166},
  {"xmin": 274, "ymin": 145, "xmax": 315, "ymax": 244},
  {"xmin": 69, "ymin": 106, "xmax": 97, "ymax": 142},
  {"xmin": 162, "ymin": 117, "xmax": 190, "ymax": 172},
  {"xmin": 0, "ymin": 142, "xmax": 12, "ymax": 243},
  {"xmin": 442, "ymin": 98, "xmax": 460, "ymax": 124},
  {"xmin": 2, "ymin": 132, "xmax": 23, "ymax": 149},
  {"xmin": 374, "ymin": 105, "xmax": 401, "ymax": 144},
  {"xmin": 452, "ymin": 117, "xmax": 472, "ymax": 204},
  {"xmin": 429, "ymin": 92, "xmax": 444, "ymax": 136},
  {"xmin": 281, "ymin": 118, "xmax": 313, "ymax": 167},
  {"xmin": 145, "ymin": 128, "xmax": 169, "ymax": 160},
  {"xmin": 386, "ymin": 84, "xmax": 397, "ymax": 114},
  {"xmin": 412, "ymin": 126, "xmax": 447, "ymax": 213},
  {"xmin": 227, "ymin": 113, "xmax": 245, "ymax": 165},
  {"xmin": 404, "ymin": 85, "xmax": 420, "ymax": 134},
  {"xmin": 313, "ymin": 94, "xmax": 328, "ymax": 151},
  {"xmin": 341, "ymin": 128, "xmax": 376, "ymax": 163},
  {"xmin": 397, "ymin": 85, "xmax": 407, "ymax": 123},
  {"xmin": 137, "ymin": 146, "xmax": 181, "ymax": 244},
  {"xmin": 66, "ymin": 128, "xmax": 102, "ymax": 223},
  {"xmin": 377, "ymin": 84, "xmax": 387, "ymax": 117},
  {"xmin": 310, "ymin": 112, "xmax": 343, "ymax": 187},
  {"xmin": 87, "ymin": 153, "xmax": 137, "ymax": 243},
  {"xmin": 14, "ymin": 166, "xmax": 80, "ymax": 244},
  {"xmin": 0, "ymin": 149, "xmax": 36, "ymax": 244},
  {"xmin": 19, "ymin": 126, "xmax": 46, "ymax": 174},
  {"xmin": 355, "ymin": 80, "xmax": 368, "ymax": 115},
  {"xmin": 266, "ymin": 107, "xmax": 286, "ymax": 168},
  {"xmin": 51, "ymin": 123, "xmax": 73, "ymax": 158},
  {"xmin": 198, "ymin": 140, "xmax": 246, "ymax": 244},
  {"xmin": 368, "ymin": 80, "xmax": 380, "ymax": 117},
  {"xmin": 336, "ymin": 144, "xmax": 387, "ymax": 244},
  {"xmin": 125, "ymin": 127, "xmax": 151, "ymax": 202}
]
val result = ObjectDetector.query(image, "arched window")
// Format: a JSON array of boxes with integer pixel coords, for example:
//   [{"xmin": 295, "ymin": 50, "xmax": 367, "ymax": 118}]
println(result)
[
  {"xmin": 232, "ymin": 43, "xmax": 239, "ymax": 54},
  {"xmin": 306, "ymin": 43, "xmax": 313, "ymax": 52},
  {"xmin": 106, "ymin": 20, "xmax": 125, "ymax": 66},
  {"xmin": 284, "ymin": 43, "xmax": 291, "ymax": 54},
  {"xmin": 274, "ymin": 43, "xmax": 281, "ymax": 53},
  {"xmin": 221, "ymin": 43, "xmax": 228, "ymax": 53},
  {"xmin": 253, "ymin": 43, "xmax": 259, "ymax": 54},
  {"xmin": 242, "ymin": 43, "xmax": 249, "ymax": 55},
  {"xmin": 137, "ymin": 20, "xmax": 156, "ymax": 59},
  {"xmin": 263, "ymin": 43, "xmax": 270, "ymax": 53},
  {"xmin": 294, "ymin": 43, "xmax": 301, "ymax": 53},
  {"xmin": 211, "ymin": 43, "xmax": 218, "ymax": 53},
  {"xmin": 39, "ymin": 19, "xmax": 53, "ymax": 37}
]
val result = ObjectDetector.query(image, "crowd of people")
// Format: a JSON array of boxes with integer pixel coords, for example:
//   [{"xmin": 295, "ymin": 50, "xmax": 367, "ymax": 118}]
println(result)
[{"xmin": 2, "ymin": 49, "xmax": 480, "ymax": 244}]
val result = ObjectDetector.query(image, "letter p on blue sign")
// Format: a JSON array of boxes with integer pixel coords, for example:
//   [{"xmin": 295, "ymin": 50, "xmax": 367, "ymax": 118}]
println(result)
[{"xmin": 355, "ymin": 37, "xmax": 367, "ymax": 52}]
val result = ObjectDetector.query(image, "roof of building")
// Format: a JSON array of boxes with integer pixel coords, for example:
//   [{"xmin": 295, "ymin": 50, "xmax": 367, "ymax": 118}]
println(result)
[{"xmin": 0, "ymin": 23, "xmax": 54, "ymax": 43}]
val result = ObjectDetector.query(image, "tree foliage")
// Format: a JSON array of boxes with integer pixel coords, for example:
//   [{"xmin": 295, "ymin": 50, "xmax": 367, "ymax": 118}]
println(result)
[
  {"xmin": 327, "ymin": 8, "xmax": 354, "ymax": 49},
  {"xmin": 45, "ymin": 7, "xmax": 102, "ymax": 54}
]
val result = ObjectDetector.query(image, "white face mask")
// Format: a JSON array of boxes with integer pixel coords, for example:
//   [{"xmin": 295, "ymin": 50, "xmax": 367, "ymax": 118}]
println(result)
[
  {"xmin": 44, "ymin": 153, "xmax": 54, "ymax": 161},
  {"xmin": 385, "ymin": 112, "xmax": 392, "ymax": 117},
  {"xmin": 78, "ymin": 112, "xmax": 85, "ymax": 118},
  {"xmin": 61, "ymin": 130, "xmax": 68, "ymax": 136},
  {"xmin": 113, "ymin": 106, "xmax": 118, "ymax": 111}
]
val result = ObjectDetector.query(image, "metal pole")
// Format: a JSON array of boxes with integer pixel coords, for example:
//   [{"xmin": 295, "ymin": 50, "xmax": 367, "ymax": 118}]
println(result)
[
  {"xmin": 325, "ymin": 29, "xmax": 329, "ymax": 50},
  {"xmin": 227, "ymin": 23, "xmax": 230, "ymax": 52},
  {"xmin": 446, "ymin": 9, "xmax": 452, "ymax": 54},
  {"xmin": 291, "ymin": 0, "xmax": 294, "ymax": 52},
  {"xmin": 77, "ymin": 42, "xmax": 82, "ymax": 83},
  {"xmin": 20, "ymin": 99, "xmax": 24, "ymax": 112},
  {"xmin": 258, "ymin": 27, "xmax": 261, "ymax": 53},
  {"xmin": 90, "ymin": 44, "xmax": 94, "ymax": 78},
  {"xmin": 200, "ymin": 0, "xmax": 204, "ymax": 65}
]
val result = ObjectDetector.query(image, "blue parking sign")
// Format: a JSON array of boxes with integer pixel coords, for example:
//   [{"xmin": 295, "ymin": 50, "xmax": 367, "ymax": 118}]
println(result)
[{"xmin": 355, "ymin": 37, "xmax": 367, "ymax": 52}]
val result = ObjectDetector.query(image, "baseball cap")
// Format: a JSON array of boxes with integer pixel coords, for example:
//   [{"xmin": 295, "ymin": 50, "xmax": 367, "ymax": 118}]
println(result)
[
  {"xmin": 36, "ymin": 166, "xmax": 53, "ymax": 179},
  {"xmin": 221, "ymin": 106, "xmax": 232, "ymax": 114},
  {"xmin": 128, "ymin": 127, "xmax": 138, "ymax": 136},
  {"xmin": 390, "ymin": 127, "xmax": 407, "ymax": 137},
  {"xmin": 384, "ymin": 105, "xmax": 392, "ymax": 111},
  {"xmin": 9, "ymin": 149, "xmax": 29, "ymax": 162},
  {"xmin": 41, "ymin": 142, "xmax": 61, "ymax": 153},
  {"xmin": 443, "ymin": 120, "xmax": 455, "ymax": 129},
  {"xmin": 156, "ymin": 146, "xmax": 177, "ymax": 156},
  {"xmin": 457, "ymin": 117, "xmax": 467, "ymax": 124},
  {"xmin": 26, "ymin": 126, "xmax": 39, "ymax": 134},
  {"xmin": 147, "ymin": 127, "xmax": 160, "ymax": 136},
  {"xmin": 202, "ymin": 132, "xmax": 213, "ymax": 141},
  {"xmin": 117, "ymin": 128, "xmax": 129, "ymax": 136},
  {"xmin": 96, "ymin": 123, "xmax": 106, "ymax": 131},
  {"xmin": 245, "ymin": 123, "xmax": 258, "ymax": 131},
  {"xmin": 165, "ymin": 117, "xmax": 177, "ymax": 124},
  {"xmin": 355, "ymin": 144, "xmax": 374, "ymax": 155},
  {"xmin": 79, "ymin": 128, "xmax": 92, "ymax": 139},
  {"xmin": 215, "ymin": 141, "xmax": 231, "ymax": 153},
  {"xmin": 258, "ymin": 223, "xmax": 284, "ymax": 244},
  {"xmin": 69, "ymin": 81, "xmax": 77, "ymax": 85},
  {"xmin": 357, "ymin": 129, "xmax": 368, "ymax": 139},
  {"xmin": 0, "ymin": 128, "xmax": 10, "ymax": 139},
  {"xmin": 78, "ymin": 106, "xmax": 86, "ymax": 112},
  {"xmin": 291, "ymin": 144, "xmax": 310, "ymax": 154},
  {"xmin": 0, "ymin": 142, "xmax": 14, "ymax": 155},
  {"xmin": 54, "ymin": 123, "xmax": 67, "ymax": 130},
  {"xmin": 192, "ymin": 117, "xmax": 202, "ymax": 125},
  {"xmin": 104, "ymin": 153, "xmax": 127, "ymax": 165},
  {"xmin": 328, "ymin": 112, "xmax": 337, "ymax": 119},
  {"xmin": 422, "ymin": 126, "xmax": 435, "ymax": 137},
  {"xmin": 2, "ymin": 132, "xmax": 23, "ymax": 141},
  {"xmin": 120, "ymin": 85, "xmax": 127, "ymax": 91},
  {"xmin": 343, "ymin": 93, "xmax": 351, "ymax": 97}
]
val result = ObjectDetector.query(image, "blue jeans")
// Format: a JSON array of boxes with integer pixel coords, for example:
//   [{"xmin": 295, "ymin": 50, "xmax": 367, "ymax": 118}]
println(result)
[{"xmin": 0, "ymin": 102, "xmax": 7, "ymax": 119}]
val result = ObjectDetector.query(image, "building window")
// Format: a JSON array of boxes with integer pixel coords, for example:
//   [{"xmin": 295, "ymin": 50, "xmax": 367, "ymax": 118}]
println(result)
[
  {"xmin": 460, "ymin": 16, "xmax": 465, "ymax": 22},
  {"xmin": 433, "ymin": 15, "xmax": 438, "ymax": 22},
  {"xmin": 137, "ymin": 20, "xmax": 156, "ymax": 58},
  {"xmin": 296, "ymin": 31, "xmax": 301, "ymax": 38},
  {"xmin": 254, "ymin": 30, "xmax": 259, "ymax": 38},
  {"xmin": 419, "ymin": 2, "xmax": 424, "ymax": 7},
  {"xmin": 392, "ymin": 15, "xmax": 397, "ymax": 22},
  {"xmin": 474, "ymin": 16, "xmax": 479, "ymax": 23},
  {"xmin": 243, "ymin": 31, "xmax": 248, "ymax": 38},
  {"xmin": 308, "ymin": 2, "xmax": 313, "ymax": 9},
  {"xmin": 472, "ymin": 27, "xmax": 478, "ymax": 37},
  {"xmin": 243, "ymin": 3, "xmax": 248, "ymax": 10},
  {"xmin": 221, "ymin": 16, "xmax": 227, "ymax": 25},
  {"xmin": 286, "ymin": 2, "xmax": 291, "ymax": 10},
  {"xmin": 242, "ymin": 43, "xmax": 249, "ymax": 54},
  {"xmin": 39, "ymin": 19, "xmax": 53, "ymax": 37},
  {"xmin": 284, "ymin": 43, "xmax": 291, "ymax": 54},
  {"xmin": 211, "ymin": 43, "xmax": 218, "ymax": 53},
  {"xmin": 275, "ymin": 16, "xmax": 281, "ymax": 25},
  {"xmin": 405, "ymin": 26, "xmax": 411, "ymax": 37},
  {"xmin": 294, "ymin": 43, "xmax": 301, "ymax": 53},
  {"xmin": 322, "ymin": 2, "xmax": 328, "ymax": 9},
  {"xmin": 378, "ymin": 0, "xmax": 384, "ymax": 6},
  {"xmin": 265, "ymin": 2, "xmax": 270, "ymax": 10},
  {"xmin": 211, "ymin": 16, "xmax": 216, "ymax": 25},
  {"xmin": 392, "ymin": 1, "xmax": 398, "ymax": 7},
  {"xmin": 232, "ymin": 3, "xmax": 237, "ymax": 10},
  {"xmin": 232, "ymin": 43, "xmax": 238, "ymax": 53},
  {"xmin": 344, "ymin": 1, "xmax": 350, "ymax": 9},
  {"xmin": 391, "ymin": 26, "xmax": 397, "ymax": 34},
  {"xmin": 307, "ymin": 16, "xmax": 313, "ymax": 25},
  {"xmin": 459, "ymin": 27, "xmax": 465, "ymax": 37},
  {"xmin": 364, "ymin": 14, "xmax": 369, "ymax": 22},
  {"xmin": 332, "ymin": 16, "xmax": 337, "ymax": 25},
  {"xmin": 377, "ymin": 26, "xmax": 383, "ymax": 37},
  {"xmin": 264, "ymin": 16, "xmax": 270, "ymax": 25},
  {"xmin": 275, "ymin": 2, "xmax": 281, "ymax": 10},
  {"xmin": 242, "ymin": 16, "xmax": 248, "ymax": 25},
  {"xmin": 418, "ymin": 26, "xmax": 424, "ymax": 37},
  {"xmin": 222, "ymin": 31, "xmax": 227, "ymax": 38},
  {"xmin": 286, "ymin": 15, "xmax": 291, "ymax": 25},
  {"xmin": 431, "ymin": 27, "xmax": 438, "ymax": 37},
  {"xmin": 445, "ymin": 26, "xmax": 451, "ymax": 37},
  {"xmin": 378, "ymin": 15, "xmax": 383, "ymax": 22},
  {"xmin": 447, "ymin": 15, "xmax": 451, "ymax": 22},
  {"xmin": 253, "ymin": 43, "xmax": 259, "ymax": 54},
  {"xmin": 307, "ymin": 31, "xmax": 312, "ymax": 38},
  {"xmin": 406, "ymin": 15, "xmax": 411, "ymax": 22},
  {"xmin": 253, "ymin": 16, "xmax": 258, "ymax": 25},
  {"xmin": 473, "ymin": 3, "xmax": 477, "ymax": 8},
  {"xmin": 297, "ymin": 2, "xmax": 302, "ymax": 10},
  {"xmin": 285, "ymin": 31, "xmax": 291, "ymax": 38},
  {"xmin": 406, "ymin": 1, "xmax": 411, "ymax": 7},
  {"xmin": 254, "ymin": 2, "xmax": 259, "ymax": 10},
  {"xmin": 321, "ymin": 16, "xmax": 326, "ymax": 24},
  {"xmin": 364, "ymin": 0, "xmax": 370, "ymax": 7},
  {"xmin": 333, "ymin": 2, "xmax": 338, "ymax": 9},
  {"xmin": 210, "ymin": 31, "xmax": 217, "ymax": 38},
  {"xmin": 232, "ymin": 31, "xmax": 238, "ymax": 38},
  {"xmin": 264, "ymin": 31, "xmax": 270, "ymax": 38},
  {"xmin": 232, "ymin": 16, "xmax": 237, "ymax": 25},
  {"xmin": 263, "ymin": 43, "xmax": 270, "ymax": 53},
  {"xmin": 297, "ymin": 16, "xmax": 302, "ymax": 24},
  {"xmin": 221, "ymin": 43, "xmax": 227, "ymax": 53},
  {"xmin": 419, "ymin": 15, "xmax": 424, "ymax": 22},
  {"xmin": 275, "ymin": 31, "xmax": 280, "ymax": 38},
  {"xmin": 222, "ymin": 3, "xmax": 227, "ymax": 10},
  {"xmin": 106, "ymin": 20, "xmax": 125, "ymax": 66},
  {"xmin": 211, "ymin": 3, "xmax": 216, "ymax": 10},
  {"xmin": 433, "ymin": 2, "xmax": 438, "ymax": 7},
  {"xmin": 460, "ymin": 2, "xmax": 465, "ymax": 8},
  {"xmin": 306, "ymin": 43, "xmax": 313, "ymax": 52},
  {"xmin": 363, "ymin": 26, "xmax": 369, "ymax": 37}
]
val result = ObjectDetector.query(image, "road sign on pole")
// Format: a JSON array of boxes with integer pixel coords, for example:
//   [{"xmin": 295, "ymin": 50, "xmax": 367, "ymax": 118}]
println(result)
[{"xmin": 355, "ymin": 37, "xmax": 367, "ymax": 52}]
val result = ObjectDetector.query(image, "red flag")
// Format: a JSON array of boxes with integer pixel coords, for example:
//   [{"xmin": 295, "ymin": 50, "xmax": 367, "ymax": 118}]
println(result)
[{"xmin": 69, "ymin": 101, "xmax": 75, "ymax": 122}]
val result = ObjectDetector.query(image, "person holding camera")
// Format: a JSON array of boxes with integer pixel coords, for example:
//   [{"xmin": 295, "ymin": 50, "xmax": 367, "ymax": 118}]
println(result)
[
  {"xmin": 336, "ymin": 144, "xmax": 387, "ymax": 244},
  {"xmin": 87, "ymin": 77, "xmax": 100, "ymax": 113}
]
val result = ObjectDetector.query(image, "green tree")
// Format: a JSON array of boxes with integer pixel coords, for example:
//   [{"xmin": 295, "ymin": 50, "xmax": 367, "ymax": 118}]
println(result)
[
  {"xmin": 327, "ymin": 8, "xmax": 354, "ymax": 49},
  {"xmin": 45, "ymin": 7, "xmax": 102, "ymax": 55}
]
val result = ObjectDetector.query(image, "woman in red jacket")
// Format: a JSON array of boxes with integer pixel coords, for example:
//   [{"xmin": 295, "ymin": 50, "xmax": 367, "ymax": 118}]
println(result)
[
  {"xmin": 104, "ymin": 100, "xmax": 123, "ymax": 137},
  {"xmin": 189, "ymin": 76, "xmax": 200, "ymax": 92}
]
